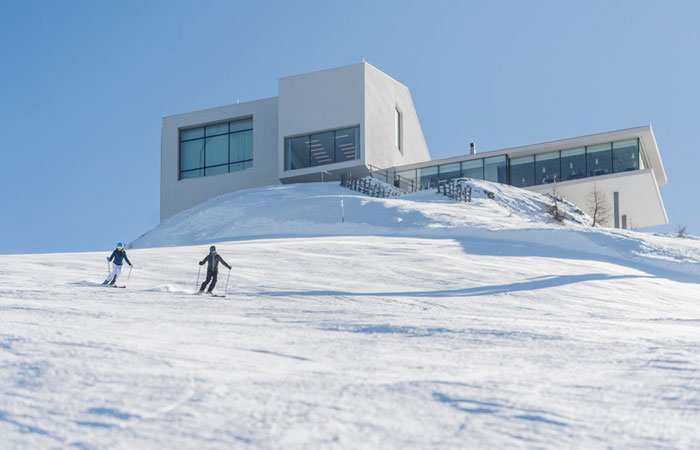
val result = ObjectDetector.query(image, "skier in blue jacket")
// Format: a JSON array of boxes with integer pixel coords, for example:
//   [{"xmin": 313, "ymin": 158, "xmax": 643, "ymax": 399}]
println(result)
[{"xmin": 103, "ymin": 243, "xmax": 132, "ymax": 285}]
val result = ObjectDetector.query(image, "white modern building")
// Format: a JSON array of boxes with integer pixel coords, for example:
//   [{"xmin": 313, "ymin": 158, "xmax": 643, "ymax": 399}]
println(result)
[
  {"xmin": 393, "ymin": 125, "xmax": 667, "ymax": 229},
  {"xmin": 161, "ymin": 63, "xmax": 430, "ymax": 220},
  {"xmin": 161, "ymin": 63, "xmax": 667, "ymax": 229}
]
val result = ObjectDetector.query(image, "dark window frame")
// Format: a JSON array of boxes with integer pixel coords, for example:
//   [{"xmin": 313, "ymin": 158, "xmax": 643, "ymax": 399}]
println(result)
[
  {"xmin": 178, "ymin": 117, "xmax": 254, "ymax": 180},
  {"xmin": 284, "ymin": 126, "xmax": 360, "ymax": 172}
]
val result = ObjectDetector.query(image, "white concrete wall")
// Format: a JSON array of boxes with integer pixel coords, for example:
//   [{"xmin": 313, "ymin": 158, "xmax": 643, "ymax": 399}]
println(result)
[
  {"xmin": 160, "ymin": 97, "xmax": 279, "ymax": 221},
  {"xmin": 528, "ymin": 169, "xmax": 667, "ymax": 229},
  {"xmin": 278, "ymin": 64, "xmax": 367, "ymax": 180},
  {"xmin": 364, "ymin": 63, "xmax": 431, "ymax": 170}
]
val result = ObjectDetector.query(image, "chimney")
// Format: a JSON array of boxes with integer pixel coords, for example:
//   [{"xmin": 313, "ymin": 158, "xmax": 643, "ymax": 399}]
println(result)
[{"xmin": 469, "ymin": 142, "xmax": 476, "ymax": 155}]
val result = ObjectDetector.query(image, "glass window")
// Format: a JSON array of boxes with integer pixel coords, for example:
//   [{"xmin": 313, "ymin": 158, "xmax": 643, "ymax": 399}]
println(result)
[
  {"xmin": 205, "ymin": 123, "xmax": 228, "ymax": 137},
  {"xmin": 561, "ymin": 147, "xmax": 586, "ymax": 181},
  {"xmin": 396, "ymin": 170, "xmax": 417, "ymax": 183},
  {"xmin": 230, "ymin": 118, "xmax": 253, "ymax": 132},
  {"xmin": 419, "ymin": 166, "xmax": 438, "ymax": 187},
  {"xmin": 180, "ymin": 169, "xmax": 203, "ymax": 179},
  {"xmin": 613, "ymin": 139, "xmax": 639, "ymax": 173},
  {"xmin": 395, "ymin": 108, "xmax": 402, "ymax": 152},
  {"xmin": 309, "ymin": 132, "xmax": 334, "ymax": 167},
  {"xmin": 461, "ymin": 159, "xmax": 484, "ymax": 179},
  {"xmin": 484, "ymin": 155, "xmax": 507, "ymax": 184},
  {"xmin": 205, "ymin": 165, "xmax": 228, "ymax": 176},
  {"xmin": 535, "ymin": 151, "xmax": 561, "ymax": 185},
  {"xmin": 231, "ymin": 160, "xmax": 253, "ymax": 172},
  {"xmin": 179, "ymin": 118, "xmax": 254, "ymax": 180},
  {"xmin": 286, "ymin": 135, "xmax": 310, "ymax": 170},
  {"xmin": 230, "ymin": 129, "xmax": 253, "ymax": 164},
  {"xmin": 180, "ymin": 127, "xmax": 204, "ymax": 141},
  {"xmin": 438, "ymin": 163, "xmax": 460, "ymax": 181},
  {"xmin": 205, "ymin": 135, "xmax": 228, "ymax": 167},
  {"xmin": 284, "ymin": 126, "xmax": 360, "ymax": 171},
  {"xmin": 180, "ymin": 139, "xmax": 205, "ymax": 171},
  {"xmin": 510, "ymin": 155, "xmax": 535, "ymax": 188},
  {"xmin": 335, "ymin": 127, "xmax": 359, "ymax": 163},
  {"xmin": 587, "ymin": 143, "xmax": 612, "ymax": 177}
]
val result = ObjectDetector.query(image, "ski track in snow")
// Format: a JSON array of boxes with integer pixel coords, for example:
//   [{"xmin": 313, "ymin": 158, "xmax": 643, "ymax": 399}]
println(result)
[{"xmin": 2, "ymin": 182, "xmax": 700, "ymax": 448}]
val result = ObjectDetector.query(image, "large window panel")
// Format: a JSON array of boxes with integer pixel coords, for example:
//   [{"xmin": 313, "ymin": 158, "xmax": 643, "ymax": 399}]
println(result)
[
  {"xmin": 510, "ymin": 155, "xmax": 535, "ymax": 188},
  {"xmin": 419, "ymin": 166, "xmax": 438, "ymax": 187},
  {"xmin": 179, "ymin": 117, "xmax": 254, "ymax": 180},
  {"xmin": 612, "ymin": 139, "xmax": 639, "ymax": 173},
  {"xmin": 535, "ymin": 151, "xmax": 561, "ymax": 185},
  {"xmin": 205, "ymin": 165, "xmax": 228, "ymax": 176},
  {"xmin": 205, "ymin": 123, "xmax": 229, "ymax": 137},
  {"xmin": 180, "ymin": 169, "xmax": 203, "ymax": 179},
  {"xmin": 587, "ymin": 143, "xmax": 612, "ymax": 177},
  {"xmin": 484, "ymin": 155, "xmax": 507, "ymax": 184},
  {"xmin": 309, "ymin": 132, "xmax": 335, "ymax": 167},
  {"xmin": 560, "ymin": 147, "xmax": 586, "ymax": 181},
  {"xmin": 230, "ymin": 118, "xmax": 253, "ymax": 132},
  {"xmin": 231, "ymin": 160, "xmax": 253, "ymax": 173},
  {"xmin": 461, "ymin": 159, "xmax": 484, "ymax": 179},
  {"xmin": 286, "ymin": 135, "xmax": 310, "ymax": 170},
  {"xmin": 230, "ymin": 129, "xmax": 253, "ymax": 164},
  {"xmin": 180, "ymin": 139, "xmax": 205, "ymax": 172},
  {"xmin": 396, "ymin": 170, "xmax": 417, "ymax": 183},
  {"xmin": 180, "ymin": 127, "xmax": 204, "ymax": 141},
  {"xmin": 205, "ymin": 135, "xmax": 228, "ymax": 167},
  {"xmin": 335, "ymin": 127, "xmax": 359, "ymax": 162},
  {"xmin": 438, "ymin": 163, "xmax": 460, "ymax": 181},
  {"xmin": 284, "ymin": 126, "xmax": 360, "ymax": 171}
]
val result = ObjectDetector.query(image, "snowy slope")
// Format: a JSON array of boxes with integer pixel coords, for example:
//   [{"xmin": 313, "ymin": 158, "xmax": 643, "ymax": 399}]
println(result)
[
  {"xmin": 132, "ymin": 181, "xmax": 700, "ymax": 279},
  {"xmin": 2, "ymin": 182, "xmax": 700, "ymax": 449}
]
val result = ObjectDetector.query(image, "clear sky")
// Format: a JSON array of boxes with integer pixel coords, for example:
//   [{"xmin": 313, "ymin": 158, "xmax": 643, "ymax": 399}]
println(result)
[{"xmin": 1, "ymin": 0, "xmax": 698, "ymax": 254}]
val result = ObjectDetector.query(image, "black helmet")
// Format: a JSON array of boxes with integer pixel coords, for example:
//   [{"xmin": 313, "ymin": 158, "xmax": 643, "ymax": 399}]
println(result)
[{"xmin": 210, "ymin": 245, "xmax": 216, "ymax": 252}]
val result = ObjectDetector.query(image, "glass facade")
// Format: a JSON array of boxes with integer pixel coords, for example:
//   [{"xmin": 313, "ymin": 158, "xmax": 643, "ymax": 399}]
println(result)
[
  {"xmin": 484, "ymin": 156, "xmax": 507, "ymax": 184},
  {"xmin": 461, "ymin": 159, "xmax": 483, "ymax": 179},
  {"xmin": 587, "ymin": 143, "xmax": 613, "ymax": 177},
  {"xmin": 285, "ymin": 126, "xmax": 359, "ymax": 171},
  {"xmin": 535, "ymin": 151, "xmax": 560, "ymax": 185},
  {"xmin": 395, "ymin": 138, "xmax": 641, "ymax": 190},
  {"xmin": 510, "ymin": 155, "xmax": 535, "ymax": 188},
  {"xmin": 612, "ymin": 139, "xmax": 639, "ymax": 173},
  {"xmin": 179, "ymin": 118, "xmax": 253, "ymax": 180}
]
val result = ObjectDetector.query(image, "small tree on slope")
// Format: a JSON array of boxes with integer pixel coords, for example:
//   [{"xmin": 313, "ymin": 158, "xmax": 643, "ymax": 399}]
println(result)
[{"xmin": 586, "ymin": 184, "xmax": 611, "ymax": 227}]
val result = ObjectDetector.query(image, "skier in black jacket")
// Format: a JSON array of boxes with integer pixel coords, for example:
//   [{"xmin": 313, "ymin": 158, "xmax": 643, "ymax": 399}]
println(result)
[{"xmin": 198, "ymin": 245, "xmax": 231, "ymax": 294}]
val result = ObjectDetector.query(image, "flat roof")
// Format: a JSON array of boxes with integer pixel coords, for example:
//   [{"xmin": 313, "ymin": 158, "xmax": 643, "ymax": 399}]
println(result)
[{"xmin": 394, "ymin": 125, "xmax": 667, "ymax": 187}]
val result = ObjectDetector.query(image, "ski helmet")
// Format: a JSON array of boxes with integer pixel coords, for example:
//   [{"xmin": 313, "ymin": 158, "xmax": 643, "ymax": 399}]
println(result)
[
  {"xmin": 117, "ymin": 243, "xmax": 123, "ymax": 250},
  {"xmin": 210, "ymin": 245, "xmax": 216, "ymax": 252}
]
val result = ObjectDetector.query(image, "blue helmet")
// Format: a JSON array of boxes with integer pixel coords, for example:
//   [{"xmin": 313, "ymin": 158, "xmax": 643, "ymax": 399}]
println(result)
[{"xmin": 117, "ymin": 243, "xmax": 124, "ymax": 250}]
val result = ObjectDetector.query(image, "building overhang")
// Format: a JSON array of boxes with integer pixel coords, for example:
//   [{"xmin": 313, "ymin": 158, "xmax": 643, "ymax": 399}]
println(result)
[
  {"xmin": 393, "ymin": 125, "xmax": 667, "ymax": 187},
  {"xmin": 528, "ymin": 168, "xmax": 668, "ymax": 228}
]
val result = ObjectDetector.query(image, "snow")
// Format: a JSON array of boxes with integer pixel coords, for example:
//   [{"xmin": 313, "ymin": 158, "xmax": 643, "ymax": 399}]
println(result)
[{"xmin": 2, "ymin": 181, "xmax": 700, "ymax": 448}]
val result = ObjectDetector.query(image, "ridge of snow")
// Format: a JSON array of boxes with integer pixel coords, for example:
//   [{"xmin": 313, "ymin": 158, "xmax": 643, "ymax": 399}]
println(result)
[{"xmin": 132, "ymin": 181, "xmax": 700, "ymax": 279}]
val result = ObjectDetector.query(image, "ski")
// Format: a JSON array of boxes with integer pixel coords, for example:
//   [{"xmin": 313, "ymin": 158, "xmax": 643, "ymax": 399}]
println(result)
[{"xmin": 209, "ymin": 294, "xmax": 225, "ymax": 298}]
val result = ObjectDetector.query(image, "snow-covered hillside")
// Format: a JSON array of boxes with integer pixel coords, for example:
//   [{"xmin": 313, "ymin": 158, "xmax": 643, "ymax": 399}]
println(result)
[
  {"xmin": 2, "ymin": 181, "xmax": 700, "ymax": 448},
  {"xmin": 133, "ymin": 181, "xmax": 700, "ymax": 279}
]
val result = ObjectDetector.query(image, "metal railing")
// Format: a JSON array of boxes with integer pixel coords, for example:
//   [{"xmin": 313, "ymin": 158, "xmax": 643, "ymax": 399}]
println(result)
[
  {"xmin": 437, "ymin": 179, "xmax": 472, "ymax": 202},
  {"xmin": 340, "ymin": 173, "xmax": 406, "ymax": 198}
]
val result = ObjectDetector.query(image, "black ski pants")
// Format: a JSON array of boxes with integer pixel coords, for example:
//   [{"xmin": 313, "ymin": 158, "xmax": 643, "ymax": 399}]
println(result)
[{"xmin": 200, "ymin": 269, "xmax": 218, "ymax": 292}]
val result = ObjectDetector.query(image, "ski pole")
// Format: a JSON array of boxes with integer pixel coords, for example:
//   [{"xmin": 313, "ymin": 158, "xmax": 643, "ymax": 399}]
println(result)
[
  {"xmin": 224, "ymin": 268, "xmax": 231, "ymax": 294},
  {"xmin": 107, "ymin": 260, "xmax": 110, "ymax": 276},
  {"xmin": 196, "ymin": 266, "xmax": 201, "ymax": 292},
  {"xmin": 127, "ymin": 265, "xmax": 133, "ymax": 282}
]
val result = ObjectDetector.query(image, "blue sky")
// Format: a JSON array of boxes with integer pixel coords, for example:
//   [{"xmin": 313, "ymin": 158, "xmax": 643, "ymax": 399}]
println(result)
[{"xmin": 1, "ymin": 0, "xmax": 698, "ymax": 254}]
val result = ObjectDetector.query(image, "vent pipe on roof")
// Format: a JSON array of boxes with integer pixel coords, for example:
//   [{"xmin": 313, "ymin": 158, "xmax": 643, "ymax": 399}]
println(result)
[{"xmin": 469, "ymin": 142, "xmax": 476, "ymax": 155}]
